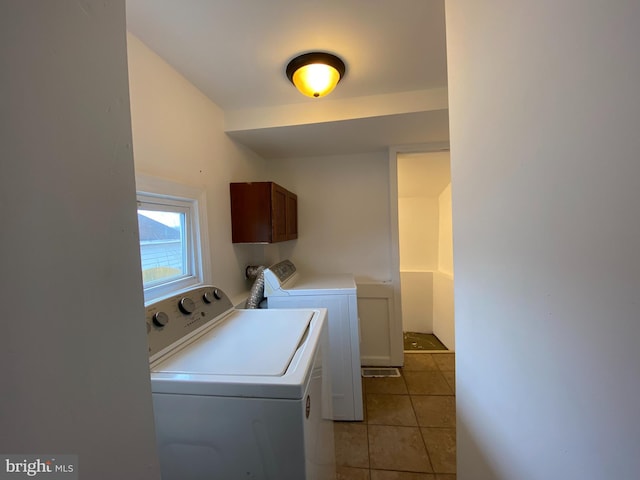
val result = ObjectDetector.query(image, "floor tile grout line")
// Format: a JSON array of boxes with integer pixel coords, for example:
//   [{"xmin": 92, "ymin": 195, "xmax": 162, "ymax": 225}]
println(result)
[
  {"xmin": 420, "ymin": 426, "xmax": 457, "ymax": 475},
  {"xmin": 409, "ymin": 390, "xmax": 437, "ymax": 475},
  {"xmin": 364, "ymin": 417, "xmax": 370, "ymax": 470}
]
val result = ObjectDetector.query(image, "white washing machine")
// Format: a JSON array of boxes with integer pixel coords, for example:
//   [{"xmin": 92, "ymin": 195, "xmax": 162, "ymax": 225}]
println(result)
[
  {"xmin": 146, "ymin": 285, "xmax": 335, "ymax": 480},
  {"xmin": 263, "ymin": 260, "xmax": 363, "ymax": 422}
]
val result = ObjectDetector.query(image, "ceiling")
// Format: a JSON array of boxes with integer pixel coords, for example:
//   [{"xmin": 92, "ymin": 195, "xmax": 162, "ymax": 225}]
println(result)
[{"xmin": 126, "ymin": 0, "xmax": 449, "ymax": 159}]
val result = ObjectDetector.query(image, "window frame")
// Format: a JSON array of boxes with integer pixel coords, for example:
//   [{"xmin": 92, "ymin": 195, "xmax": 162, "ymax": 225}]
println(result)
[{"xmin": 135, "ymin": 174, "xmax": 211, "ymax": 304}]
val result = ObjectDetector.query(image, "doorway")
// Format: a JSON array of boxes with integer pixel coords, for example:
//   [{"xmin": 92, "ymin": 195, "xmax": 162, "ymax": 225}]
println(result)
[{"xmin": 393, "ymin": 149, "xmax": 455, "ymax": 352}]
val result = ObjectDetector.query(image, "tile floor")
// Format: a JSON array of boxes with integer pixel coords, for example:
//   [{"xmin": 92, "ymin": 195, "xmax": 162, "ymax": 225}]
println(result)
[{"xmin": 334, "ymin": 352, "xmax": 456, "ymax": 480}]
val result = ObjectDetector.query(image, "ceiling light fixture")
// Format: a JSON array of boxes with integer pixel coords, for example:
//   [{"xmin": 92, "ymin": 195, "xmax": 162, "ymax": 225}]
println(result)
[{"xmin": 286, "ymin": 52, "xmax": 346, "ymax": 98}]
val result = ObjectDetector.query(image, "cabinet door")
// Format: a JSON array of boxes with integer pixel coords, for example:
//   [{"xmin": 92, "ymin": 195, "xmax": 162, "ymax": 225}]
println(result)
[
  {"xmin": 271, "ymin": 183, "xmax": 288, "ymax": 243},
  {"xmin": 230, "ymin": 182, "xmax": 272, "ymax": 243},
  {"xmin": 286, "ymin": 191, "xmax": 298, "ymax": 240}
]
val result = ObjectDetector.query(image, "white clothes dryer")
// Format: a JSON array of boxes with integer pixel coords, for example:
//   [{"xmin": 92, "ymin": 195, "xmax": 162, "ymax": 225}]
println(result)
[
  {"xmin": 146, "ymin": 285, "xmax": 335, "ymax": 480},
  {"xmin": 263, "ymin": 260, "xmax": 363, "ymax": 421}
]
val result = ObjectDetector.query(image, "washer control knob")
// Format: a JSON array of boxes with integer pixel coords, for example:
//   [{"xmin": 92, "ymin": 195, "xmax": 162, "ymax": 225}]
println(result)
[
  {"xmin": 152, "ymin": 311, "xmax": 169, "ymax": 327},
  {"xmin": 203, "ymin": 290, "xmax": 216, "ymax": 304},
  {"xmin": 213, "ymin": 288, "xmax": 222, "ymax": 300},
  {"xmin": 178, "ymin": 297, "xmax": 196, "ymax": 314}
]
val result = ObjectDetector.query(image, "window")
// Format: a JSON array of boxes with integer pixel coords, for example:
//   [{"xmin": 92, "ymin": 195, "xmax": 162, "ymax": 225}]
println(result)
[{"xmin": 135, "ymin": 175, "xmax": 210, "ymax": 303}]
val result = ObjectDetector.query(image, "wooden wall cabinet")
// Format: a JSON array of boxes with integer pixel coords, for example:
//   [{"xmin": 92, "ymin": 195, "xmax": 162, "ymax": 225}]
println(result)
[{"xmin": 230, "ymin": 182, "xmax": 298, "ymax": 243}]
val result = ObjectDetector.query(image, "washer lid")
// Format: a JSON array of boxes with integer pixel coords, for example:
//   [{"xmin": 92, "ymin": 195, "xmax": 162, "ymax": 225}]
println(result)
[{"xmin": 152, "ymin": 309, "xmax": 313, "ymax": 377}]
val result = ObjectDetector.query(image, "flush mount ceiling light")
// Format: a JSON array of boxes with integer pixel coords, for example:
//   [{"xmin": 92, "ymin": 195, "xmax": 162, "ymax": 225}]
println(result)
[{"xmin": 286, "ymin": 52, "xmax": 346, "ymax": 98}]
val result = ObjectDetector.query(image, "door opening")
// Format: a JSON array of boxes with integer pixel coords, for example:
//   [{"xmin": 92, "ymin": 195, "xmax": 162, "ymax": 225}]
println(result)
[{"xmin": 393, "ymin": 149, "xmax": 455, "ymax": 353}]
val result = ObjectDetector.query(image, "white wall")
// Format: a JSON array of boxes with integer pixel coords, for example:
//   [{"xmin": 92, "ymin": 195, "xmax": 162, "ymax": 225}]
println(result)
[
  {"xmin": 398, "ymin": 170, "xmax": 439, "ymax": 335},
  {"xmin": 267, "ymin": 152, "xmax": 392, "ymax": 282},
  {"xmin": 433, "ymin": 182, "xmax": 455, "ymax": 349},
  {"xmin": 438, "ymin": 183, "xmax": 453, "ymax": 275},
  {"xmin": 446, "ymin": 1, "xmax": 640, "ymax": 478},
  {"xmin": 127, "ymin": 34, "xmax": 267, "ymax": 299},
  {"xmin": 397, "ymin": 150, "xmax": 451, "ymax": 273},
  {"xmin": 398, "ymin": 197, "xmax": 439, "ymax": 270},
  {"xmin": 400, "ymin": 272, "xmax": 434, "ymax": 333},
  {"xmin": 432, "ymin": 272, "xmax": 454, "ymax": 350},
  {"xmin": 0, "ymin": 2, "xmax": 159, "ymax": 478}
]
